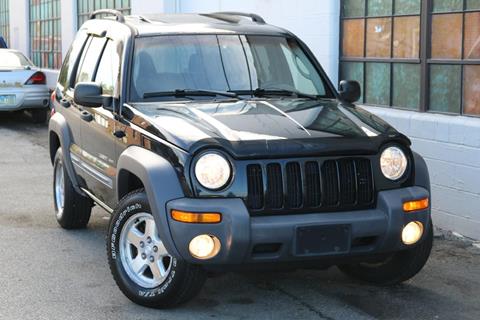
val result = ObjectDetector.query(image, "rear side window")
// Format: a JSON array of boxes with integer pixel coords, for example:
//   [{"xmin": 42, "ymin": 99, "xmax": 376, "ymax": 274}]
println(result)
[
  {"xmin": 0, "ymin": 51, "xmax": 33, "ymax": 68},
  {"xmin": 95, "ymin": 40, "xmax": 121, "ymax": 96},
  {"xmin": 75, "ymin": 36, "xmax": 107, "ymax": 84},
  {"xmin": 58, "ymin": 31, "xmax": 88, "ymax": 89}
]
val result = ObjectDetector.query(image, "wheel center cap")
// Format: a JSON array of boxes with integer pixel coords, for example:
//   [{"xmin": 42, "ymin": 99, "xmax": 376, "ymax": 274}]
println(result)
[{"xmin": 144, "ymin": 246, "xmax": 153, "ymax": 255}]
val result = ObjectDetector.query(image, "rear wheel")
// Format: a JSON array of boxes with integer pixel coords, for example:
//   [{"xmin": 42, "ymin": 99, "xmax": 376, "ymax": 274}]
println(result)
[
  {"xmin": 107, "ymin": 189, "xmax": 206, "ymax": 308},
  {"xmin": 30, "ymin": 108, "xmax": 48, "ymax": 124},
  {"xmin": 53, "ymin": 148, "xmax": 92, "ymax": 229},
  {"xmin": 339, "ymin": 221, "xmax": 433, "ymax": 286}
]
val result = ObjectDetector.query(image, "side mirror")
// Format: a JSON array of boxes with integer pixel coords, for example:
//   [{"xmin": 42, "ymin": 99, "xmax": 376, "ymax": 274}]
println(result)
[
  {"xmin": 338, "ymin": 80, "xmax": 361, "ymax": 104},
  {"xmin": 74, "ymin": 82, "xmax": 113, "ymax": 110}
]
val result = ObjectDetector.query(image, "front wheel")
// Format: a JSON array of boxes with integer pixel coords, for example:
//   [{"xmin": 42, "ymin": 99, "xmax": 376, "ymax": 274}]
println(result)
[
  {"xmin": 107, "ymin": 189, "xmax": 206, "ymax": 308},
  {"xmin": 339, "ymin": 221, "xmax": 433, "ymax": 286}
]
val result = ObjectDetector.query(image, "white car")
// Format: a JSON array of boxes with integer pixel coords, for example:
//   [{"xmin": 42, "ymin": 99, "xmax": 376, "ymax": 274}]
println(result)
[{"xmin": 0, "ymin": 49, "xmax": 50, "ymax": 123}]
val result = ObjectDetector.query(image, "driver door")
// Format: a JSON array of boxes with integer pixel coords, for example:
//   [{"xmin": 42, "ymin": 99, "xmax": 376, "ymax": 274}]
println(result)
[{"xmin": 72, "ymin": 35, "xmax": 117, "ymax": 207}]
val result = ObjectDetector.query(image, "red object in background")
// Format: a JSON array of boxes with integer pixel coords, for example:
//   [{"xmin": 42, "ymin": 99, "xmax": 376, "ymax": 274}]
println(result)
[
  {"xmin": 50, "ymin": 91, "xmax": 56, "ymax": 116},
  {"xmin": 25, "ymin": 71, "xmax": 46, "ymax": 85}
]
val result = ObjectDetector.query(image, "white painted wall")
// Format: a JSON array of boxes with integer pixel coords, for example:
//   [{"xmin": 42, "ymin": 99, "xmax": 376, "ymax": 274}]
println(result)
[
  {"xmin": 175, "ymin": 0, "xmax": 340, "ymax": 85},
  {"xmin": 8, "ymin": 0, "xmax": 29, "ymax": 57},
  {"xmin": 61, "ymin": 0, "xmax": 77, "ymax": 58},
  {"xmin": 131, "ymin": 0, "xmax": 176, "ymax": 15}
]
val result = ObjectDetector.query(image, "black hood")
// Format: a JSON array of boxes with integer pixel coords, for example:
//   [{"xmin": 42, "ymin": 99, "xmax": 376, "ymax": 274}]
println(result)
[{"xmin": 129, "ymin": 99, "xmax": 409, "ymax": 159}]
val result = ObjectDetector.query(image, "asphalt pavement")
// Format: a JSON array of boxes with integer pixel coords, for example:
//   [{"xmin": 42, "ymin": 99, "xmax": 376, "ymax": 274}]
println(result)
[{"xmin": 1, "ymin": 112, "xmax": 479, "ymax": 320}]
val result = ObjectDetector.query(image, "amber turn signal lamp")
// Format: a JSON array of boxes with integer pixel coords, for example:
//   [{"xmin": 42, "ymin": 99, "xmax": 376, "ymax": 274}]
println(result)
[
  {"xmin": 403, "ymin": 198, "xmax": 429, "ymax": 212},
  {"xmin": 171, "ymin": 210, "xmax": 222, "ymax": 223}
]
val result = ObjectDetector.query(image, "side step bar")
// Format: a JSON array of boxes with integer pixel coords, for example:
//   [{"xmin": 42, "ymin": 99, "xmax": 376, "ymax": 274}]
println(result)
[{"xmin": 81, "ymin": 188, "xmax": 114, "ymax": 214}]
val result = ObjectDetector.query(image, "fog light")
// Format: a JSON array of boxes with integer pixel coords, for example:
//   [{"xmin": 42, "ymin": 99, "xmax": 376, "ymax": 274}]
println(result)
[
  {"xmin": 189, "ymin": 234, "xmax": 221, "ymax": 259},
  {"xmin": 402, "ymin": 221, "xmax": 424, "ymax": 245}
]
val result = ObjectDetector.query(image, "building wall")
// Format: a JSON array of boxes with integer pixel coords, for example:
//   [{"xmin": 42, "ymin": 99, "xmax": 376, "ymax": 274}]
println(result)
[{"xmin": 8, "ymin": 0, "xmax": 28, "ymax": 56}]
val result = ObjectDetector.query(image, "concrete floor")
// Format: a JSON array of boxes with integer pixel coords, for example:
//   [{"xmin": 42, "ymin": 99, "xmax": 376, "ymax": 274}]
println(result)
[{"xmin": 0, "ymin": 112, "xmax": 479, "ymax": 320}]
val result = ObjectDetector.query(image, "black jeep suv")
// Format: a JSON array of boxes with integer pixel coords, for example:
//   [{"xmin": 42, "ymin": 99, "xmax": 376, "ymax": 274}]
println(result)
[{"xmin": 48, "ymin": 10, "xmax": 432, "ymax": 308}]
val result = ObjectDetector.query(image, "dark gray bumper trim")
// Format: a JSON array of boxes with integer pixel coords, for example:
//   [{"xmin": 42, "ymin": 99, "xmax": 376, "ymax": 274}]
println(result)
[{"xmin": 166, "ymin": 186, "xmax": 431, "ymax": 265}]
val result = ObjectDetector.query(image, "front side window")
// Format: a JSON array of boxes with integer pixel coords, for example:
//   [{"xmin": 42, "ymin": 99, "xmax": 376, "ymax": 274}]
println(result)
[{"xmin": 130, "ymin": 35, "xmax": 331, "ymax": 101}]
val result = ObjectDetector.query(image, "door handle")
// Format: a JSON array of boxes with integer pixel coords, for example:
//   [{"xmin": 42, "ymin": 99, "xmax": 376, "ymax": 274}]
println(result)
[
  {"xmin": 80, "ymin": 110, "xmax": 93, "ymax": 122},
  {"xmin": 60, "ymin": 98, "xmax": 71, "ymax": 108}
]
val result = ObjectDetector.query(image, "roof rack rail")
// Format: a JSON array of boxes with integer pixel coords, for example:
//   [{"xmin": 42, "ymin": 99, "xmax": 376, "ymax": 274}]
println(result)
[
  {"xmin": 89, "ymin": 9, "xmax": 125, "ymax": 23},
  {"xmin": 209, "ymin": 11, "xmax": 266, "ymax": 24},
  {"xmin": 128, "ymin": 15, "xmax": 153, "ymax": 23}
]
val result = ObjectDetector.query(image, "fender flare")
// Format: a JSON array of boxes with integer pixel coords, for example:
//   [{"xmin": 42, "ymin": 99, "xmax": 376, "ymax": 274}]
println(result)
[
  {"xmin": 412, "ymin": 151, "xmax": 430, "ymax": 192},
  {"xmin": 116, "ymin": 146, "xmax": 184, "ymax": 258},
  {"xmin": 48, "ymin": 112, "xmax": 84, "ymax": 195}
]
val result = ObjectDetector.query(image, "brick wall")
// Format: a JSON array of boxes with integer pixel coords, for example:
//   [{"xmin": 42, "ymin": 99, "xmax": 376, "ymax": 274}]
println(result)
[{"xmin": 364, "ymin": 106, "xmax": 480, "ymax": 240}]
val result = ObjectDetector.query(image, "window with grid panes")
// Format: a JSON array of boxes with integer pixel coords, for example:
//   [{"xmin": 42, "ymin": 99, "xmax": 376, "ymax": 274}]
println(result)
[
  {"xmin": 341, "ymin": 0, "xmax": 480, "ymax": 117},
  {"xmin": 77, "ymin": 0, "xmax": 131, "ymax": 27},
  {"xmin": 341, "ymin": 0, "xmax": 422, "ymax": 110},
  {"xmin": 0, "ymin": 0, "xmax": 9, "ymax": 46},
  {"xmin": 429, "ymin": 0, "xmax": 480, "ymax": 115},
  {"xmin": 29, "ymin": 0, "xmax": 62, "ymax": 69}
]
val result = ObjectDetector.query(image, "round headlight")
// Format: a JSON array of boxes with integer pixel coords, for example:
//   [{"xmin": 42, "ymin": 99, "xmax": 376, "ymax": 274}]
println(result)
[
  {"xmin": 195, "ymin": 152, "xmax": 232, "ymax": 190},
  {"xmin": 380, "ymin": 146, "xmax": 408, "ymax": 180}
]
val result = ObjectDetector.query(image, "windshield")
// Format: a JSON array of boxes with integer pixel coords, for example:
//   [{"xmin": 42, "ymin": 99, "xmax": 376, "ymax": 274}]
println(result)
[
  {"xmin": 130, "ymin": 35, "xmax": 332, "ymax": 101},
  {"xmin": 0, "ymin": 51, "xmax": 33, "ymax": 69}
]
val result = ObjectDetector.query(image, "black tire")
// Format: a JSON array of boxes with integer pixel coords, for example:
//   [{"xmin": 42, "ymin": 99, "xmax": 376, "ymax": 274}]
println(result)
[
  {"xmin": 30, "ymin": 108, "xmax": 48, "ymax": 124},
  {"xmin": 107, "ymin": 189, "xmax": 206, "ymax": 309},
  {"xmin": 53, "ymin": 148, "xmax": 92, "ymax": 229},
  {"xmin": 339, "ymin": 221, "xmax": 433, "ymax": 286}
]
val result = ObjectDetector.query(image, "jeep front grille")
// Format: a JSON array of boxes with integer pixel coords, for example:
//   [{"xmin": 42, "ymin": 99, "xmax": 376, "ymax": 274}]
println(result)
[{"xmin": 246, "ymin": 158, "xmax": 374, "ymax": 215}]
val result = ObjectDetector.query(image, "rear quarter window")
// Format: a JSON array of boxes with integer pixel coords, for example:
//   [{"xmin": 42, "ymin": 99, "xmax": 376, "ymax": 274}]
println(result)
[
  {"xmin": 94, "ymin": 40, "xmax": 121, "ymax": 96},
  {"xmin": 75, "ymin": 36, "xmax": 107, "ymax": 85},
  {"xmin": 58, "ymin": 31, "xmax": 88, "ymax": 90}
]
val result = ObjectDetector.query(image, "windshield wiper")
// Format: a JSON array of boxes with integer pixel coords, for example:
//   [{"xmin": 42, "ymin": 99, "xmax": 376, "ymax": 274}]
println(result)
[
  {"xmin": 254, "ymin": 88, "xmax": 322, "ymax": 100},
  {"xmin": 233, "ymin": 88, "xmax": 322, "ymax": 100},
  {"xmin": 143, "ymin": 89, "xmax": 241, "ymax": 100}
]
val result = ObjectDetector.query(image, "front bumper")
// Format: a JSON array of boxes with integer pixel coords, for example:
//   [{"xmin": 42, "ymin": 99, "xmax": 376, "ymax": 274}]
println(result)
[
  {"xmin": 166, "ymin": 186, "xmax": 430, "ymax": 266},
  {"xmin": 0, "ymin": 86, "xmax": 50, "ymax": 111}
]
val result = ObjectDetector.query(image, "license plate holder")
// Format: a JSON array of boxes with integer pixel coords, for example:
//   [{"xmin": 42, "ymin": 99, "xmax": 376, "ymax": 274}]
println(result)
[
  {"xmin": 295, "ymin": 224, "xmax": 351, "ymax": 256},
  {"xmin": 0, "ymin": 95, "xmax": 16, "ymax": 105}
]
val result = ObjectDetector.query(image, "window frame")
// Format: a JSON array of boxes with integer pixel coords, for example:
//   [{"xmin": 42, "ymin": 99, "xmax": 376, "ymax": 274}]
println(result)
[
  {"xmin": 77, "ymin": 0, "xmax": 131, "ymax": 28},
  {"xmin": 339, "ymin": 0, "xmax": 480, "ymax": 117},
  {"xmin": 29, "ymin": 0, "xmax": 62, "ymax": 69}
]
